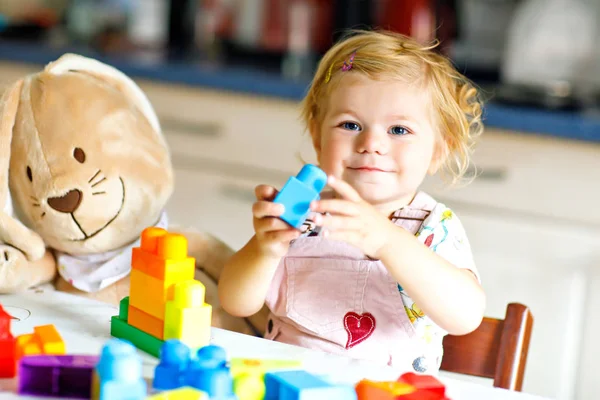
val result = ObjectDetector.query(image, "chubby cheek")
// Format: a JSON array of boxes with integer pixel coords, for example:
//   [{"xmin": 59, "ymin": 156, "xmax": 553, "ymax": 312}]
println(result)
[{"xmin": 317, "ymin": 138, "xmax": 349, "ymax": 178}]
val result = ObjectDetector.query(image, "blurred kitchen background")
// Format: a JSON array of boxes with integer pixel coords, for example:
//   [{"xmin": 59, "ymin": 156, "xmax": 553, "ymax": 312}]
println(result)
[{"xmin": 0, "ymin": 1, "xmax": 599, "ymax": 400}]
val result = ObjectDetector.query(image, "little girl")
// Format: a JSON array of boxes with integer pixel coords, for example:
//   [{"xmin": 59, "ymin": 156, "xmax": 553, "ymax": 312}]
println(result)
[{"xmin": 218, "ymin": 30, "xmax": 486, "ymax": 373}]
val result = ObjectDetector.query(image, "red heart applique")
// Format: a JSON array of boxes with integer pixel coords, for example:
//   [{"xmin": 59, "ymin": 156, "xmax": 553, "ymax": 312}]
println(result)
[{"xmin": 344, "ymin": 312, "xmax": 376, "ymax": 349}]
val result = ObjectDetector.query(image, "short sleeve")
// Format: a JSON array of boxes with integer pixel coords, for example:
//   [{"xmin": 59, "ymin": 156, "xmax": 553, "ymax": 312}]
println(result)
[{"xmin": 417, "ymin": 205, "xmax": 480, "ymax": 283}]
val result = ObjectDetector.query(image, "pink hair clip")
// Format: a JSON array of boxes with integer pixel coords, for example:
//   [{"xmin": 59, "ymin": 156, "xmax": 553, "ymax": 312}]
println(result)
[
  {"xmin": 324, "ymin": 51, "xmax": 356, "ymax": 84},
  {"xmin": 341, "ymin": 52, "xmax": 356, "ymax": 71}
]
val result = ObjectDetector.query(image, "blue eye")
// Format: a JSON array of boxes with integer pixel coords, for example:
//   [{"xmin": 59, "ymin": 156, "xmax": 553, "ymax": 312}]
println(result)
[
  {"xmin": 390, "ymin": 126, "xmax": 409, "ymax": 135},
  {"xmin": 341, "ymin": 122, "xmax": 361, "ymax": 131}
]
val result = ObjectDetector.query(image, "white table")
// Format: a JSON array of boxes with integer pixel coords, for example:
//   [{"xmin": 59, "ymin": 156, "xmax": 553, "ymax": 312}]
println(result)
[{"xmin": 0, "ymin": 288, "xmax": 552, "ymax": 400}]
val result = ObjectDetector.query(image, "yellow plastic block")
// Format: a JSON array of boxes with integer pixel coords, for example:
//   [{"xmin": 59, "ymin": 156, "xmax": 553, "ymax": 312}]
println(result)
[
  {"xmin": 132, "ymin": 229, "xmax": 194, "ymax": 281},
  {"xmin": 146, "ymin": 387, "xmax": 208, "ymax": 399},
  {"xmin": 15, "ymin": 334, "xmax": 41, "ymax": 360},
  {"xmin": 230, "ymin": 358, "xmax": 302, "ymax": 378},
  {"xmin": 164, "ymin": 280, "xmax": 212, "ymax": 349},
  {"xmin": 33, "ymin": 324, "xmax": 65, "ymax": 354},
  {"xmin": 15, "ymin": 325, "xmax": 66, "ymax": 359},
  {"xmin": 129, "ymin": 267, "xmax": 193, "ymax": 320},
  {"xmin": 233, "ymin": 374, "xmax": 265, "ymax": 400},
  {"xmin": 128, "ymin": 305, "xmax": 164, "ymax": 340}
]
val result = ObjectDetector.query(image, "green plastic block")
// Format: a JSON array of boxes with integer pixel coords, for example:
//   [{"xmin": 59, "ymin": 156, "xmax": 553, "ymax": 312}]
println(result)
[
  {"xmin": 110, "ymin": 316, "xmax": 163, "ymax": 358},
  {"xmin": 119, "ymin": 296, "xmax": 130, "ymax": 320}
]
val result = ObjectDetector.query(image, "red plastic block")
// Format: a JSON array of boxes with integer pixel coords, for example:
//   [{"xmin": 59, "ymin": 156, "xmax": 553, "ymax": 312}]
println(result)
[
  {"xmin": 355, "ymin": 380, "xmax": 415, "ymax": 399},
  {"xmin": 0, "ymin": 305, "xmax": 11, "ymax": 338},
  {"xmin": 397, "ymin": 373, "xmax": 447, "ymax": 399},
  {"xmin": 0, "ymin": 337, "xmax": 16, "ymax": 377},
  {"xmin": 0, "ymin": 305, "xmax": 16, "ymax": 377},
  {"xmin": 398, "ymin": 372, "xmax": 445, "ymax": 395}
]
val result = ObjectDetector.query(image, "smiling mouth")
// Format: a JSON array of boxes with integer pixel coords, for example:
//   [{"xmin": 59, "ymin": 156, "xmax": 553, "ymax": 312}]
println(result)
[
  {"xmin": 349, "ymin": 167, "xmax": 391, "ymax": 173},
  {"xmin": 69, "ymin": 177, "xmax": 125, "ymax": 242}
]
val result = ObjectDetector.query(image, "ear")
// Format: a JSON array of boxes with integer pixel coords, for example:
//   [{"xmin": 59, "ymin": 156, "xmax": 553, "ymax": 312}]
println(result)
[
  {"xmin": 44, "ymin": 53, "xmax": 166, "ymax": 147},
  {"xmin": 309, "ymin": 119, "xmax": 322, "ymax": 160},
  {"xmin": 0, "ymin": 79, "xmax": 46, "ymax": 261},
  {"xmin": 0, "ymin": 80, "xmax": 22, "ymax": 209},
  {"xmin": 428, "ymin": 137, "xmax": 449, "ymax": 175}
]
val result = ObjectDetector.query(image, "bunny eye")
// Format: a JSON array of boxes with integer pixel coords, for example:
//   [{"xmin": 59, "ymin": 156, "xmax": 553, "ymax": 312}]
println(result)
[
  {"xmin": 26, "ymin": 166, "xmax": 32, "ymax": 182},
  {"xmin": 73, "ymin": 147, "xmax": 85, "ymax": 163}
]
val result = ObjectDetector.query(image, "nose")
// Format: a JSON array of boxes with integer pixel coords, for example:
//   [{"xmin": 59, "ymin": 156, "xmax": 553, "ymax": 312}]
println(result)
[
  {"xmin": 47, "ymin": 189, "xmax": 82, "ymax": 213},
  {"xmin": 356, "ymin": 128, "xmax": 389, "ymax": 155}
]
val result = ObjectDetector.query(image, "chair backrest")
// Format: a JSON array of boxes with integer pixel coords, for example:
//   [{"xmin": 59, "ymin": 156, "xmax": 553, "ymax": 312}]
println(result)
[{"xmin": 440, "ymin": 303, "xmax": 534, "ymax": 391}]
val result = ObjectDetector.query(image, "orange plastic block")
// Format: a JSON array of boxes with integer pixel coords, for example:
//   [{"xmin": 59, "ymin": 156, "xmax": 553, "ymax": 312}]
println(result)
[
  {"xmin": 129, "ymin": 269, "xmax": 170, "ymax": 320},
  {"xmin": 355, "ymin": 380, "xmax": 416, "ymax": 399},
  {"xmin": 15, "ymin": 325, "xmax": 65, "ymax": 360},
  {"xmin": 131, "ymin": 228, "xmax": 195, "ymax": 281},
  {"xmin": 164, "ymin": 280, "xmax": 212, "ymax": 349},
  {"xmin": 128, "ymin": 305, "xmax": 164, "ymax": 340},
  {"xmin": 34, "ymin": 324, "xmax": 66, "ymax": 354}
]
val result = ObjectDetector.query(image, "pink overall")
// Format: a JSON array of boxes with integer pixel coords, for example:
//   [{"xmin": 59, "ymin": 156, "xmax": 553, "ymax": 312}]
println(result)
[{"xmin": 264, "ymin": 192, "xmax": 453, "ymax": 372}]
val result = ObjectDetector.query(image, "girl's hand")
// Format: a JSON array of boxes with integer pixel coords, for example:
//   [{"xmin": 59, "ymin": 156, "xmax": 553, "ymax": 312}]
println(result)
[
  {"xmin": 252, "ymin": 185, "xmax": 301, "ymax": 258},
  {"xmin": 310, "ymin": 176, "xmax": 395, "ymax": 259}
]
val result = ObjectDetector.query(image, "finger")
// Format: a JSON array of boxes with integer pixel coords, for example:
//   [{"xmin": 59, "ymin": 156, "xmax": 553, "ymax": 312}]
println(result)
[
  {"xmin": 310, "ymin": 199, "xmax": 360, "ymax": 216},
  {"xmin": 327, "ymin": 176, "xmax": 362, "ymax": 202},
  {"xmin": 315, "ymin": 214, "xmax": 363, "ymax": 231},
  {"xmin": 252, "ymin": 201, "xmax": 285, "ymax": 219},
  {"xmin": 255, "ymin": 185, "xmax": 279, "ymax": 201},
  {"xmin": 263, "ymin": 229, "xmax": 301, "ymax": 243},
  {"xmin": 254, "ymin": 215, "xmax": 292, "ymax": 233}
]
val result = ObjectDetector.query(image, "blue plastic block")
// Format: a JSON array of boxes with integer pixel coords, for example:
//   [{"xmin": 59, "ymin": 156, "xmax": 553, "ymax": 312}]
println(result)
[
  {"xmin": 93, "ymin": 339, "xmax": 147, "ymax": 400},
  {"xmin": 185, "ymin": 345, "xmax": 235, "ymax": 399},
  {"xmin": 264, "ymin": 370, "xmax": 357, "ymax": 400},
  {"xmin": 154, "ymin": 340, "xmax": 192, "ymax": 391},
  {"xmin": 273, "ymin": 164, "xmax": 327, "ymax": 229}
]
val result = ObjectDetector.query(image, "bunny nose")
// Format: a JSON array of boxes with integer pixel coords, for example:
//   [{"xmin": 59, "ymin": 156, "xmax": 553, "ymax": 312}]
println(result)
[{"xmin": 47, "ymin": 189, "xmax": 82, "ymax": 213}]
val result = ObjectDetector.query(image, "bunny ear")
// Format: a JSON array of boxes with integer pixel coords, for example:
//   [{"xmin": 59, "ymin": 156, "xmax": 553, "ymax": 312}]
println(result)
[
  {"xmin": 0, "ymin": 80, "xmax": 23, "ymax": 210},
  {"xmin": 44, "ymin": 53, "xmax": 166, "ymax": 147}
]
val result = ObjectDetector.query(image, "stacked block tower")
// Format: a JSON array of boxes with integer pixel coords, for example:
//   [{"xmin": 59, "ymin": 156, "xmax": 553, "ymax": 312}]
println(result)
[{"xmin": 111, "ymin": 227, "xmax": 212, "ymax": 357}]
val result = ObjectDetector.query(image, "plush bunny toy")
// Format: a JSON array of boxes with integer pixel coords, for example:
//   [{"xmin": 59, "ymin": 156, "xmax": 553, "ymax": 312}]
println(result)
[{"xmin": 0, "ymin": 53, "xmax": 264, "ymax": 336}]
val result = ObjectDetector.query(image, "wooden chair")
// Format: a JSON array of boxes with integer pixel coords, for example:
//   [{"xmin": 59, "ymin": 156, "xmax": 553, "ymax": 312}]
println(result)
[{"xmin": 440, "ymin": 303, "xmax": 534, "ymax": 391}]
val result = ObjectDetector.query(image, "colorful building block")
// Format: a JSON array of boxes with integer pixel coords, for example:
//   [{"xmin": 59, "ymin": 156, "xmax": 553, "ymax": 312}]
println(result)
[
  {"xmin": 92, "ymin": 339, "xmax": 147, "ymax": 400},
  {"xmin": 164, "ymin": 280, "xmax": 212, "ymax": 349},
  {"xmin": 264, "ymin": 370, "xmax": 357, "ymax": 400},
  {"xmin": 0, "ymin": 305, "xmax": 16, "ymax": 378},
  {"xmin": 230, "ymin": 358, "xmax": 303, "ymax": 400},
  {"xmin": 129, "ymin": 230, "xmax": 194, "ymax": 320},
  {"xmin": 397, "ymin": 372, "xmax": 447, "ymax": 399},
  {"xmin": 355, "ymin": 380, "xmax": 416, "ymax": 399},
  {"xmin": 111, "ymin": 227, "xmax": 212, "ymax": 357},
  {"xmin": 154, "ymin": 340, "xmax": 192, "ymax": 391},
  {"xmin": 15, "ymin": 324, "xmax": 65, "ymax": 360},
  {"xmin": 273, "ymin": 164, "xmax": 327, "ymax": 228},
  {"xmin": 129, "ymin": 305, "xmax": 165, "ymax": 340},
  {"xmin": 111, "ymin": 298, "xmax": 163, "ymax": 358},
  {"xmin": 18, "ymin": 354, "xmax": 98, "ymax": 399},
  {"xmin": 132, "ymin": 229, "xmax": 195, "ymax": 281},
  {"xmin": 146, "ymin": 387, "xmax": 208, "ymax": 399},
  {"xmin": 185, "ymin": 345, "xmax": 235, "ymax": 399}
]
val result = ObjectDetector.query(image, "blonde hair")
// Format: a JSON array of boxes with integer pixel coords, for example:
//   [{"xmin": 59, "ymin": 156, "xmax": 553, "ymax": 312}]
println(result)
[{"xmin": 300, "ymin": 30, "xmax": 484, "ymax": 184}]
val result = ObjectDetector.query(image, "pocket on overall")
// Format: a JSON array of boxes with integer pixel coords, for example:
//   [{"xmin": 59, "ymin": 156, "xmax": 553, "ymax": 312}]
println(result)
[{"xmin": 285, "ymin": 256, "xmax": 370, "ymax": 336}]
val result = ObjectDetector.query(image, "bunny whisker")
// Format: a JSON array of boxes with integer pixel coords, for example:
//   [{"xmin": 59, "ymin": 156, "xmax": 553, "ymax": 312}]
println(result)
[
  {"xmin": 32, "ymin": 203, "xmax": 40, "ymax": 207},
  {"xmin": 88, "ymin": 170, "xmax": 101, "ymax": 183},
  {"xmin": 91, "ymin": 177, "xmax": 106, "ymax": 188},
  {"xmin": 92, "ymin": 191, "xmax": 106, "ymax": 195},
  {"xmin": 30, "ymin": 196, "xmax": 38, "ymax": 201},
  {"xmin": 41, "ymin": 212, "xmax": 46, "ymax": 219}
]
